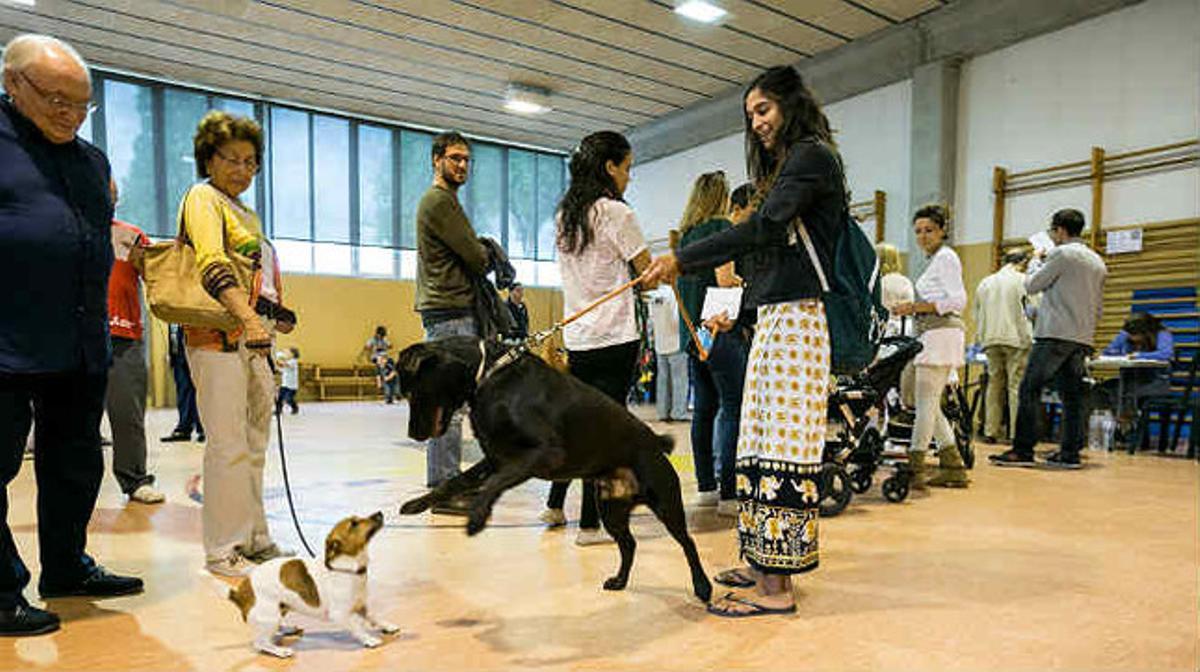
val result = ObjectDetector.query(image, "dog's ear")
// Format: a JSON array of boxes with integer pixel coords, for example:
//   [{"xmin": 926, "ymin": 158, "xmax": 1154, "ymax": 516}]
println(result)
[
  {"xmin": 396, "ymin": 347, "xmax": 439, "ymax": 395},
  {"xmin": 324, "ymin": 537, "xmax": 342, "ymax": 566}
]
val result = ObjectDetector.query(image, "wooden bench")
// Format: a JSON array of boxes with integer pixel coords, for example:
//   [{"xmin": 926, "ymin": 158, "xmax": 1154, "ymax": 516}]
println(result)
[{"xmin": 304, "ymin": 363, "xmax": 382, "ymax": 401}]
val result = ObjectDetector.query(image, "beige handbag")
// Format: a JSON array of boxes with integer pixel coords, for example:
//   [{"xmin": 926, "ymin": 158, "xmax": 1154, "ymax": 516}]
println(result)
[{"xmin": 142, "ymin": 199, "xmax": 256, "ymax": 332}]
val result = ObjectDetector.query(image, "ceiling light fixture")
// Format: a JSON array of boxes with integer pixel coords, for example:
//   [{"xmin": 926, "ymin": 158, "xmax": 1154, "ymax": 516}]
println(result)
[
  {"xmin": 503, "ymin": 83, "xmax": 552, "ymax": 116},
  {"xmin": 0, "ymin": 0, "xmax": 36, "ymax": 6},
  {"xmin": 674, "ymin": 0, "xmax": 726, "ymax": 24}
]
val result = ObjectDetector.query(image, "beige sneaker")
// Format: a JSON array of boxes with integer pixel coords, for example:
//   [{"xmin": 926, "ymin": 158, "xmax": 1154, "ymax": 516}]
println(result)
[
  {"xmin": 574, "ymin": 528, "xmax": 613, "ymax": 546},
  {"xmin": 538, "ymin": 508, "xmax": 567, "ymax": 527},
  {"xmin": 129, "ymin": 484, "xmax": 165, "ymax": 504},
  {"xmin": 206, "ymin": 553, "xmax": 255, "ymax": 577}
]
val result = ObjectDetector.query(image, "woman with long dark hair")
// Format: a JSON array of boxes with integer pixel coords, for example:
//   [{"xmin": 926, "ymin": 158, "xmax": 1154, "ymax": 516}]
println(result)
[
  {"xmin": 539, "ymin": 131, "xmax": 652, "ymax": 546},
  {"xmin": 643, "ymin": 66, "xmax": 846, "ymax": 617}
]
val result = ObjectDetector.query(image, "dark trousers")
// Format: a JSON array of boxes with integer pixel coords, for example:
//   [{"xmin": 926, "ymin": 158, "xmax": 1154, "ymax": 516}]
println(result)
[
  {"xmin": 171, "ymin": 353, "xmax": 203, "ymax": 436},
  {"xmin": 276, "ymin": 387, "xmax": 298, "ymax": 414},
  {"xmin": 0, "ymin": 370, "xmax": 106, "ymax": 607},
  {"xmin": 689, "ymin": 332, "xmax": 749, "ymax": 500},
  {"xmin": 546, "ymin": 340, "xmax": 639, "ymax": 529},
  {"xmin": 106, "ymin": 338, "xmax": 153, "ymax": 494},
  {"xmin": 1013, "ymin": 339, "xmax": 1090, "ymax": 458}
]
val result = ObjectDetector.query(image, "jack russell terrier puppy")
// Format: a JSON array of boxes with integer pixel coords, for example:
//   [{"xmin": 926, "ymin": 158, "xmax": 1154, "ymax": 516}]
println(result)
[{"xmin": 227, "ymin": 512, "xmax": 398, "ymax": 658}]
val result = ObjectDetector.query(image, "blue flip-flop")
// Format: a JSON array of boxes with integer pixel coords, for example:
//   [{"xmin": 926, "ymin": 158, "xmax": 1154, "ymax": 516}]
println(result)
[{"xmin": 706, "ymin": 593, "xmax": 797, "ymax": 618}]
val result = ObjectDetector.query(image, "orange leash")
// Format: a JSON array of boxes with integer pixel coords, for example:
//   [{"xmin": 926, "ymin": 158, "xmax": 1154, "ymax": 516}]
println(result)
[{"xmin": 672, "ymin": 282, "xmax": 709, "ymax": 362}]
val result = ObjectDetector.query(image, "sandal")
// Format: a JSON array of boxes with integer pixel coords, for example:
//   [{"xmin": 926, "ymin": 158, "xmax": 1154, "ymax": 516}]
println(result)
[
  {"xmin": 713, "ymin": 568, "xmax": 756, "ymax": 588},
  {"xmin": 706, "ymin": 593, "xmax": 796, "ymax": 619}
]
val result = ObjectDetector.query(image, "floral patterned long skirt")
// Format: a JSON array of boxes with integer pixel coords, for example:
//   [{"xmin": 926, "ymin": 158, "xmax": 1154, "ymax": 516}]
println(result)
[{"xmin": 736, "ymin": 299, "xmax": 829, "ymax": 575}]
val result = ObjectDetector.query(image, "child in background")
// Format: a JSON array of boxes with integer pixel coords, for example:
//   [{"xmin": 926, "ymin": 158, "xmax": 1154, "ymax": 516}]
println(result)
[
  {"xmin": 376, "ymin": 354, "xmax": 400, "ymax": 405},
  {"xmin": 276, "ymin": 348, "xmax": 300, "ymax": 415}
]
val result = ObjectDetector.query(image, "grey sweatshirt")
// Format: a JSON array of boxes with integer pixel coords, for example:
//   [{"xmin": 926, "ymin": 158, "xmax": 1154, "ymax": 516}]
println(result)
[{"xmin": 1024, "ymin": 238, "xmax": 1107, "ymax": 346}]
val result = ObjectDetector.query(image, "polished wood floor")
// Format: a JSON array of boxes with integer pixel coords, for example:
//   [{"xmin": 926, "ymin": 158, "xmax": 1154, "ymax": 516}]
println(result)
[{"xmin": 2, "ymin": 401, "xmax": 1197, "ymax": 671}]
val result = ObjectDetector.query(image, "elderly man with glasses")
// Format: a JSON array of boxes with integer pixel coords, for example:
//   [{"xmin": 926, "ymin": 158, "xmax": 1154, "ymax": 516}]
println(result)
[{"xmin": 0, "ymin": 34, "xmax": 143, "ymax": 637}]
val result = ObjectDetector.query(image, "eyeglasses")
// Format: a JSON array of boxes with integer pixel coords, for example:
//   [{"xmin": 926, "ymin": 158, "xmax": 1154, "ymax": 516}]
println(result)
[
  {"xmin": 214, "ymin": 150, "xmax": 259, "ymax": 171},
  {"xmin": 19, "ymin": 71, "xmax": 96, "ymax": 116},
  {"xmin": 442, "ymin": 154, "xmax": 471, "ymax": 165}
]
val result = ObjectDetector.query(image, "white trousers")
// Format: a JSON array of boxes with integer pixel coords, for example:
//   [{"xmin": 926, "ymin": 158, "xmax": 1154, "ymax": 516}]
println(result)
[
  {"xmin": 911, "ymin": 364, "xmax": 956, "ymax": 455},
  {"xmin": 188, "ymin": 342, "xmax": 276, "ymax": 562}
]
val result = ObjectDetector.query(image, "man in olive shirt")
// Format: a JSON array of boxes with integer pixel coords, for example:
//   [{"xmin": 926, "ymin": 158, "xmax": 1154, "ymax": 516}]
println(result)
[{"xmin": 415, "ymin": 131, "xmax": 489, "ymax": 514}]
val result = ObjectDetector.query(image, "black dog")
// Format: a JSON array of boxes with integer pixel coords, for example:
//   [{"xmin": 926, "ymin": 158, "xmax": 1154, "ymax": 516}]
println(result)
[{"xmin": 396, "ymin": 336, "xmax": 712, "ymax": 603}]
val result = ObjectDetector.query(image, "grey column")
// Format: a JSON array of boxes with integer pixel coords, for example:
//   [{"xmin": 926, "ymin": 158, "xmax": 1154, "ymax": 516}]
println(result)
[{"xmin": 907, "ymin": 58, "xmax": 962, "ymax": 274}]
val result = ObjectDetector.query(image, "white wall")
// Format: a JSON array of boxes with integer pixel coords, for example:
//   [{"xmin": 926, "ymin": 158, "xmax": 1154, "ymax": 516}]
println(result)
[
  {"xmin": 626, "ymin": 79, "xmax": 912, "ymax": 247},
  {"xmin": 626, "ymin": 132, "xmax": 746, "ymax": 247},
  {"xmin": 955, "ymin": 0, "xmax": 1200, "ymax": 243}
]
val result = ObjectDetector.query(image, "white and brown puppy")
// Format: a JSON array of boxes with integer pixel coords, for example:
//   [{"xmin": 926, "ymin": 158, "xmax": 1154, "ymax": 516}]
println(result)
[{"xmin": 227, "ymin": 512, "xmax": 398, "ymax": 658}]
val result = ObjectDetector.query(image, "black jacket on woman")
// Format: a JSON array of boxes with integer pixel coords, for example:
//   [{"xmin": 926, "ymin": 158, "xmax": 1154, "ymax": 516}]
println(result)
[{"xmin": 677, "ymin": 139, "xmax": 844, "ymax": 309}]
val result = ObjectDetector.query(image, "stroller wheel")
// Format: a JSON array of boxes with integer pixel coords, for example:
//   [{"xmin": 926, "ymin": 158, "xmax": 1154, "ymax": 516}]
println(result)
[
  {"xmin": 882, "ymin": 476, "xmax": 909, "ymax": 503},
  {"xmin": 818, "ymin": 464, "xmax": 853, "ymax": 518},
  {"xmin": 849, "ymin": 469, "xmax": 873, "ymax": 494}
]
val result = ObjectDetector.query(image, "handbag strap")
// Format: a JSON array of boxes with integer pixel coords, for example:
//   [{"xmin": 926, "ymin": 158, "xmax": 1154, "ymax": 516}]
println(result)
[{"xmin": 795, "ymin": 220, "xmax": 830, "ymax": 293}]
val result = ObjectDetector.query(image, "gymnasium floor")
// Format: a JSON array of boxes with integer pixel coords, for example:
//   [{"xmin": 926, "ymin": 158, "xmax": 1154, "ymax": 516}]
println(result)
[{"xmin": 2, "ymin": 401, "xmax": 1196, "ymax": 671}]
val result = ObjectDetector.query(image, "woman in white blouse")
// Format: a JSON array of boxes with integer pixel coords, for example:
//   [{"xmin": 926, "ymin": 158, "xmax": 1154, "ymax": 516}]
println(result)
[{"xmin": 892, "ymin": 205, "xmax": 970, "ymax": 489}]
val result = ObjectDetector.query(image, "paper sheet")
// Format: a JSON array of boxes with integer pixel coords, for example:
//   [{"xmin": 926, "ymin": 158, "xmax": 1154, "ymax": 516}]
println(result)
[{"xmin": 700, "ymin": 287, "xmax": 743, "ymax": 321}]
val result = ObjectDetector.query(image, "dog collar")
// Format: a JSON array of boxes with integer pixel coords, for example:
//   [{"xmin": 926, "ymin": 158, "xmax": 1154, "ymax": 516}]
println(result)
[{"xmin": 326, "ymin": 565, "xmax": 367, "ymax": 576}]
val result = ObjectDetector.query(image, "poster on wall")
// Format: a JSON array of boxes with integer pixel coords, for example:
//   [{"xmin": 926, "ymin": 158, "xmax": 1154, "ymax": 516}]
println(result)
[{"xmin": 1106, "ymin": 229, "xmax": 1143, "ymax": 255}]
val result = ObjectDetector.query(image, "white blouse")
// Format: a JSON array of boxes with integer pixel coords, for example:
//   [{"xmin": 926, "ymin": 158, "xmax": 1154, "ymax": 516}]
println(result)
[
  {"xmin": 558, "ymin": 198, "xmax": 647, "ymax": 351},
  {"xmin": 915, "ymin": 245, "xmax": 967, "ymax": 316}
]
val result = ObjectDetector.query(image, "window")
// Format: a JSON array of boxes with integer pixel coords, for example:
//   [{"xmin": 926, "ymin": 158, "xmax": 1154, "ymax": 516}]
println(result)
[
  {"xmin": 104, "ymin": 80, "xmax": 158, "ymax": 235},
  {"xmin": 399, "ymin": 130, "xmax": 432, "ymax": 249},
  {"xmin": 357, "ymin": 124, "xmax": 394, "ymax": 247},
  {"xmin": 163, "ymin": 89, "xmax": 208, "ymax": 234},
  {"xmin": 464, "ymin": 143, "xmax": 503, "ymax": 243},
  {"xmin": 313, "ymin": 115, "xmax": 350, "ymax": 243},
  {"xmin": 536, "ymin": 154, "xmax": 565, "ymax": 260},
  {"xmin": 78, "ymin": 111, "xmax": 93, "ymax": 144},
  {"xmin": 507, "ymin": 149, "xmax": 537, "ymax": 259},
  {"xmin": 270, "ymin": 107, "xmax": 310, "ymax": 240}
]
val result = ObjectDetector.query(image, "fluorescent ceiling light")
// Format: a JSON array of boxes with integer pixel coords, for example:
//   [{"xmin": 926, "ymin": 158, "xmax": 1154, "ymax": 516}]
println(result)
[
  {"xmin": 503, "ymin": 83, "xmax": 552, "ymax": 116},
  {"xmin": 674, "ymin": 0, "xmax": 726, "ymax": 24},
  {"xmin": 1, "ymin": 0, "xmax": 36, "ymax": 6}
]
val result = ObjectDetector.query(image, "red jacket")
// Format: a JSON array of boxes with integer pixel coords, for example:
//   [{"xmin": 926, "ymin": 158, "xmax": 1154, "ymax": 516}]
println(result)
[{"xmin": 108, "ymin": 219, "xmax": 149, "ymax": 341}]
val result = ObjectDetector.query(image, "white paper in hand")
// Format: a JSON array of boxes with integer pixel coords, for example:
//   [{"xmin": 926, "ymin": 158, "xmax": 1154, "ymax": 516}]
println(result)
[{"xmin": 701, "ymin": 287, "xmax": 743, "ymax": 321}]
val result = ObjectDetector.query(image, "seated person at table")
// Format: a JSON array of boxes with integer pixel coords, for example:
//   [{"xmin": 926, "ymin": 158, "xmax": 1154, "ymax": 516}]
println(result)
[{"xmin": 1093, "ymin": 312, "xmax": 1174, "ymax": 416}]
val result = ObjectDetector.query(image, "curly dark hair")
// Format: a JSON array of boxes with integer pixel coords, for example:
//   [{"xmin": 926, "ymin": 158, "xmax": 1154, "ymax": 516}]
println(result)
[
  {"xmin": 743, "ymin": 66, "xmax": 835, "ymax": 186},
  {"xmin": 193, "ymin": 110, "xmax": 263, "ymax": 179},
  {"xmin": 556, "ymin": 130, "xmax": 630, "ymax": 255},
  {"xmin": 913, "ymin": 203, "xmax": 952, "ymax": 235}
]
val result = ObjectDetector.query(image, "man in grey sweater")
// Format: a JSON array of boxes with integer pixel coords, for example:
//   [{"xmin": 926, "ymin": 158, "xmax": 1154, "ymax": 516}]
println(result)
[
  {"xmin": 415, "ymin": 131, "xmax": 489, "ymax": 514},
  {"xmin": 990, "ymin": 209, "xmax": 1107, "ymax": 469}
]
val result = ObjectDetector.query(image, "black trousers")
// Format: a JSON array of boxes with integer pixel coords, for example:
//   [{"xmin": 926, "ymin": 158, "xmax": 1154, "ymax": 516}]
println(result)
[
  {"xmin": 546, "ymin": 340, "xmax": 640, "ymax": 529},
  {"xmin": 1012, "ymin": 339, "xmax": 1090, "ymax": 458},
  {"xmin": 171, "ymin": 353, "xmax": 203, "ymax": 436},
  {"xmin": 0, "ymin": 370, "xmax": 106, "ymax": 607}
]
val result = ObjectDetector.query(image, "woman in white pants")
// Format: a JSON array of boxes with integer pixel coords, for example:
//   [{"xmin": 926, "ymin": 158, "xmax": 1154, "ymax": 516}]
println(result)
[
  {"xmin": 181, "ymin": 111, "xmax": 297, "ymax": 576},
  {"xmin": 893, "ymin": 205, "xmax": 969, "ymax": 489}
]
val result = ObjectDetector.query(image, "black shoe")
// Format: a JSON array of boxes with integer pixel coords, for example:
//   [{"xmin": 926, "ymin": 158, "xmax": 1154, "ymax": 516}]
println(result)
[
  {"xmin": 1042, "ymin": 451, "xmax": 1083, "ymax": 470},
  {"xmin": 988, "ymin": 450, "xmax": 1036, "ymax": 467},
  {"xmin": 0, "ymin": 603, "xmax": 60, "ymax": 637},
  {"xmin": 40, "ymin": 566, "xmax": 144, "ymax": 599},
  {"xmin": 160, "ymin": 431, "xmax": 191, "ymax": 443},
  {"xmin": 195, "ymin": 433, "xmax": 206, "ymax": 443},
  {"xmin": 290, "ymin": 407, "xmax": 298, "ymax": 415}
]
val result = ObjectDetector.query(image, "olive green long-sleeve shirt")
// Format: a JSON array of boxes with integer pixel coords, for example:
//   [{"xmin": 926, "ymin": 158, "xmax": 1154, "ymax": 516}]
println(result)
[{"xmin": 415, "ymin": 185, "xmax": 489, "ymax": 312}]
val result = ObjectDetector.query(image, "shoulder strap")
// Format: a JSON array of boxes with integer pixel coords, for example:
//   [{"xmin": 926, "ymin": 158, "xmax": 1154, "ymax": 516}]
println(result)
[{"xmin": 795, "ymin": 220, "xmax": 830, "ymax": 293}]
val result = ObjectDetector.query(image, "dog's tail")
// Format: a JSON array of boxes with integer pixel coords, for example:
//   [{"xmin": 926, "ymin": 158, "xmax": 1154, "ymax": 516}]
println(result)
[{"xmin": 656, "ymin": 434, "xmax": 675, "ymax": 455}]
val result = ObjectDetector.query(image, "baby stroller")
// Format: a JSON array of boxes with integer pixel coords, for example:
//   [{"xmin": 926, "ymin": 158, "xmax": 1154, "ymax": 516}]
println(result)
[{"xmin": 818, "ymin": 336, "xmax": 975, "ymax": 516}]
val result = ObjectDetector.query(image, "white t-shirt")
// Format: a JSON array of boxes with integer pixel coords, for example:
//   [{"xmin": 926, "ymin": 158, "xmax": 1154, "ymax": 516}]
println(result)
[{"xmin": 558, "ymin": 198, "xmax": 647, "ymax": 351}]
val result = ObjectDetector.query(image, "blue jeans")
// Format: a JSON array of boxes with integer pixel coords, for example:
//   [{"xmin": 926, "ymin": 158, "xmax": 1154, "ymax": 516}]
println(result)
[
  {"xmin": 689, "ymin": 331, "xmax": 750, "ymax": 498},
  {"xmin": 655, "ymin": 351, "xmax": 689, "ymax": 421},
  {"xmin": 420, "ymin": 314, "xmax": 478, "ymax": 487}
]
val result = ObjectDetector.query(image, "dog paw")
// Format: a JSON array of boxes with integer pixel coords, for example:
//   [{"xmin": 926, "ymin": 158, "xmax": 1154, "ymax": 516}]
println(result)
[
  {"xmin": 257, "ymin": 644, "xmax": 294, "ymax": 659},
  {"xmin": 603, "ymin": 576, "xmax": 628, "ymax": 591},
  {"xmin": 466, "ymin": 511, "xmax": 489, "ymax": 536},
  {"xmin": 399, "ymin": 497, "xmax": 431, "ymax": 515},
  {"xmin": 358, "ymin": 635, "xmax": 383, "ymax": 648},
  {"xmin": 378, "ymin": 621, "xmax": 401, "ymax": 635}
]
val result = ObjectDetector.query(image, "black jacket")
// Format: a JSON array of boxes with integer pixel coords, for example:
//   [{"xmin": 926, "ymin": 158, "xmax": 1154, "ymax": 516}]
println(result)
[
  {"xmin": 677, "ymin": 139, "xmax": 844, "ymax": 308},
  {"xmin": 0, "ymin": 97, "xmax": 114, "ymax": 375}
]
